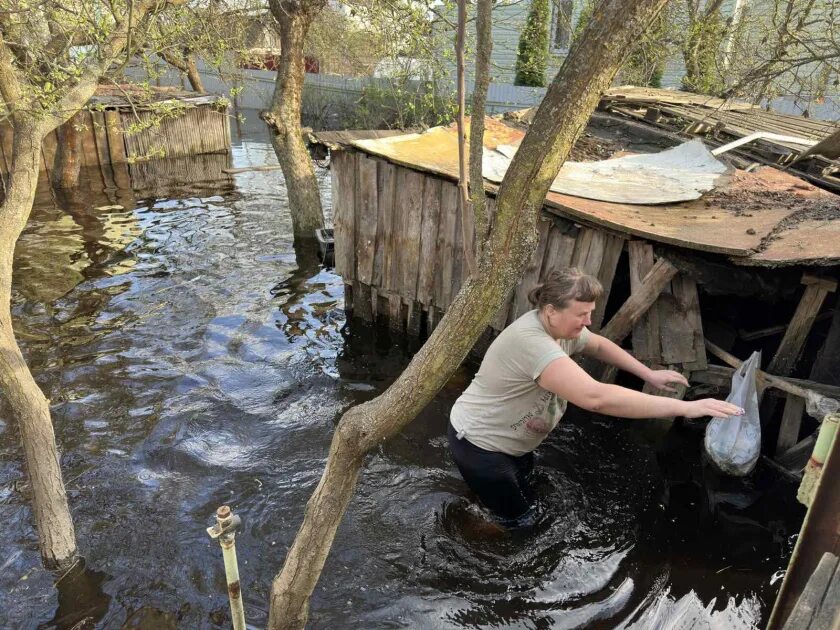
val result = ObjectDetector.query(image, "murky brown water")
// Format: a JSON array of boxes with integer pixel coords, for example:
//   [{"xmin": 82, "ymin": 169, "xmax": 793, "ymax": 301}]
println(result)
[{"xmin": 1, "ymin": 112, "xmax": 804, "ymax": 629}]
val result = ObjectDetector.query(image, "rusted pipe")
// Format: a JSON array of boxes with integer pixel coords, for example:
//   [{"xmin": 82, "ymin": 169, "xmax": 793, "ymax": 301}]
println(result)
[{"xmin": 207, "ymin": 505, "xmax": 246, "ymax": 630}]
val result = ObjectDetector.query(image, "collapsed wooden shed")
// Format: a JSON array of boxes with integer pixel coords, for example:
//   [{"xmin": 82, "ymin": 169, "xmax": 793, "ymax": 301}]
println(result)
[
  {"xmin": 318, "ymin": 95, "xmax": 840, "ymax": 630},
  {"xmin": 320, "ymin": 110, "xmax": 840, "ymax": 475}
]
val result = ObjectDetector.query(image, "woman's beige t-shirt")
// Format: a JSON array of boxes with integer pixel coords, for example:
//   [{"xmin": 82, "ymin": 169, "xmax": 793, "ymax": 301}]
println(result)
[{"xmin": 450, "ymin": 310, "xmax": 590, "ymax": 456}]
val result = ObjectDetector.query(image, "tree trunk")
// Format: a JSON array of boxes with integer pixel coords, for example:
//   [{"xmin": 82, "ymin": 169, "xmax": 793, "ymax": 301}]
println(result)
[
  {"xmin": 161, "ymin": 50, "xmax": 206, "ymax": 93},
  {"xmin": 52, "ymin": 112, "xmax": 84, "ymax": 189},
  {"xmin": 0, "ymin": 119, "xmax": 77, "ymax": 569},
  {"xmin": 265, "ymin": 0, "xmax": 326, "ymax": 239},
  {"xmin": 266, "ymin": 0, "xmax": 669, "ymax": 626},
  {"xmin": 184, "ymin": 55, "xmax": 204, "ymax": 93},
  {"xmin": 470, "ymin": 0, "xmax": 493, "ymax": 251}
]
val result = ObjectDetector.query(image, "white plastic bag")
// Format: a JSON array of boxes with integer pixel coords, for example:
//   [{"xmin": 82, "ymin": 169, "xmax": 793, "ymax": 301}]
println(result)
[{"xmin": 704, "ymin": 351, "xmax": 762, "ymax": 476}]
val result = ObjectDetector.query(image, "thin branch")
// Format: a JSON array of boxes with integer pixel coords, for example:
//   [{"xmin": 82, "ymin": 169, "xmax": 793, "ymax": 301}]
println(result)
[{"xmin": 455, "ymin": 0, "xmax": 475, "ymax": 275}]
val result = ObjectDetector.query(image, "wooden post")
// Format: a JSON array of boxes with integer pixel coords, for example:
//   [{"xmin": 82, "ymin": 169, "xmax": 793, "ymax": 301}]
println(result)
[
  {"xmin": 600, "ymin": 259, "xmax": 678, "ymax": 343},
  {"xmin": 767, "ymin": 273, "xmax": 836, "ymax": 452},
  {"xmin": 768, "ymin": 274, "xmax": 837, "ymax": 376}
]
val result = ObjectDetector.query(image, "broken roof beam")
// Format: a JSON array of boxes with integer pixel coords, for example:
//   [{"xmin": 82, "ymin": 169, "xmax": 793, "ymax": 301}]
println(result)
[{"xmin": 600, "ymin": 258, "xmax": 678, "ymax": 343}]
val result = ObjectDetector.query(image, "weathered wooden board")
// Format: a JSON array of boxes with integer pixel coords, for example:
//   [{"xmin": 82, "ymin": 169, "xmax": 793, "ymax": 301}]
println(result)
[
  {"xmin": 541, "ymin": 224, "xmax": 576, "ymax": 275},
  {"xmin": 104, "ymin": 111, "xmax": 131, "ymax": 188},
  {"xmin": 571, "ymin": 228, "xmax": 607, "ymax": 276},
  {"xmin": 569, "ymin": 228, "xmax": 624, "ymax": 330},
  {"xmin": 417, "ymin": 177, "xmax": 443, "ymax": 307},
  {"xmin": 104, "ymin": 111, "xmax": 127, "ymax": 163},
  {"xmin": 77, "ymin": 112, "xmax": 99, "ymax": 171},
  {"xmin": 406, "ymin": 299, "xmax": 422, "ymax": 336},
  {"xmin": 783, "ymin": 553, "xmax": 839, "ymax": 630},
  {"xmin": 451, "ymin": 187, "xmax": 465, "ymax": 300},
  {"xmin": 435, "ymin": 181, "xmax": 459, "ymax": 309},
  {"xmin": 601, "ymin": 259, "xmax": 679, "ymax": 343},
  {"xmin": 777, "ymin": 395, "xmax": 806, "ymax": 454},
  {"xmin": 373, "ymin": 160, "xmax": 397, "ymax": 288},
  {"xmin": 593, "ymin": 233, "xmax": 624, "ymax": 331},
  {"xmin": 544, "ymin": 190, "xmax": 796, "ymax": 258},
  {"xmin": 510, "ymin": 217, "xmax": 551, "ymax": 322},
  {"xmin": 659, "ymin": 275, "xmax": 707, "ymax": 369},
  {"xmin": 388, "ymin": 293, "xmax": 404, "ymax": 331},
  {"xmin": 768, "ymin": 277, "xmax": 836, "ymax": 375},
  {"xmin": 394, "ymin": 168, "xmax": 425, "ymax": 301},
  {"xmin": 354, "ymin": 281, "xmax": 373, "ymax": 322},
  {"xmin": 355, "ymin": 154, "xmax": 378, "ymax": 285},
  {"xmin": 628, "ymin": 241, "xmax": 661, "ymax": 363},
  {"xmin": 331, "ymin": 151, "xmax": 356, "ymax": 279},
  {"xmin": 91, "ymin": 112, "xmax": 117, "ymax": 189}
]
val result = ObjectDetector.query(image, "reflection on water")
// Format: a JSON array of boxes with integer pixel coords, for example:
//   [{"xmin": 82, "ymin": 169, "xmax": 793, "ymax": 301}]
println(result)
[{"xmin": 0, "ymin": 110, "xmax": 803, "ymax": 629}]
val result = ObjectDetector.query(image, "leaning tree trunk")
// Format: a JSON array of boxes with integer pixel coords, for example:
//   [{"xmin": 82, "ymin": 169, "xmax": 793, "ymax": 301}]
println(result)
[
  {"xmin": 184, "ymin": 55, "xmax": 204, "ymax": 94},
  {"xmin": 0, "ymin": 118, "xmax": 77, "ymax": 569},
  {"xmin": 264, "ymin": 0, "xmax": 326, "ymax": 239},
  {"xmin": 266, "ymin": 0, "xmax": 670, "ymax": 627},
  {"xmin": 160, "ymin": 49, "xmax": 205, "ymax": 93}
]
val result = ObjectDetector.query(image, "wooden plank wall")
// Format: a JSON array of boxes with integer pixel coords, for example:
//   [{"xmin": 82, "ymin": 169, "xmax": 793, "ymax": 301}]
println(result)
[
  {"xmin": 334, "ymin": 149, "xmax": 632, "ymax": 337},
  {"xmin": 120, "ymin": 105, "xmax": 231, "ymax": 162},
  {"xmin": 334, "ymin": 148, "xmax": 711, "ymax": 376},
  {"xmin": 0, "ymin": 103, "xmax": 230, "ymax": 177}
]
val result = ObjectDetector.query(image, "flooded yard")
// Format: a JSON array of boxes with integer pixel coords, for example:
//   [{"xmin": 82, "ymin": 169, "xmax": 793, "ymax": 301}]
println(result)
[{"xmin": 0, "ymin": 112, "xmax": 804, "ymax": 629}]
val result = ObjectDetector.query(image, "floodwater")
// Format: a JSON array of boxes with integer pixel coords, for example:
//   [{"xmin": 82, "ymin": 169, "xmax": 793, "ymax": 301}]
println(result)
[{"xmin": 1, "ymin": 112, "xmax": 804, "ymax": 629}]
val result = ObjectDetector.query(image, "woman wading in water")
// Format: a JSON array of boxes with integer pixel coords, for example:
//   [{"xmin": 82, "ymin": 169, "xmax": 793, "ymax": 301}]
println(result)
[{"xmin": 449, "ymin": 267, "xmax": 744, "ymax": 526}]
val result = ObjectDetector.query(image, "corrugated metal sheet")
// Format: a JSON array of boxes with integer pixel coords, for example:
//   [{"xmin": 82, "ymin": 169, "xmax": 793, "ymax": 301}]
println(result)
[{"xmin": 483, "ymin": 138, "xmax": 728, "ymax": 204}]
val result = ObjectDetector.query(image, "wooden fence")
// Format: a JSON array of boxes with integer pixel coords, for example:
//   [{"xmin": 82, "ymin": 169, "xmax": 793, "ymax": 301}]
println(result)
[{"xmin": 0, "ymin": 99, "xmax": 231, "ymax": 183}]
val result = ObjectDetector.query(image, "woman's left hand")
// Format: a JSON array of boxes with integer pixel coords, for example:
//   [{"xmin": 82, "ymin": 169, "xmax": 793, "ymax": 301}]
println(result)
[{"xmin": 645, "ymin": 369, "xmax": 689, "ymax": 393}]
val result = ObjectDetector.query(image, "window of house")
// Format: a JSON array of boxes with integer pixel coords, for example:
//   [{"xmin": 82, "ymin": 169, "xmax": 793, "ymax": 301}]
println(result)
[{"xmin": 552, "ymin": 0, "xmax": 575, "ymax": 52}]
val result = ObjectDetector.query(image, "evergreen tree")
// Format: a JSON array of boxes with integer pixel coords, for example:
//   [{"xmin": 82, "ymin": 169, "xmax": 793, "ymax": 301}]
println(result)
[{"xmin": 515, "ymin": 0, "xmax": 550, "ymax": 87}]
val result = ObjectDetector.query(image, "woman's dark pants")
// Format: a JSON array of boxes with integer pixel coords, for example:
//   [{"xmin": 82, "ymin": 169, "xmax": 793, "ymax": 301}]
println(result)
[{"xmin": 448, "ymin": 422, "xmax": 535, "ymax": 526}]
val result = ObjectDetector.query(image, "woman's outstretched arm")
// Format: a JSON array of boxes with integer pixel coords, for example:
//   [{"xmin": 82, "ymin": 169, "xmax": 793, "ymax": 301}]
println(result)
[{"xmin": 538, "ymin": 356, "xmax": 743, "ymax": 420}]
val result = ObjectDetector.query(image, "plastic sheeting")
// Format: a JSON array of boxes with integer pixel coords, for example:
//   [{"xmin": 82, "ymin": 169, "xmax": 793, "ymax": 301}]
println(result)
[{"xmin": 482, "ymin": 139, "xmax": 728, "ymax": 205}]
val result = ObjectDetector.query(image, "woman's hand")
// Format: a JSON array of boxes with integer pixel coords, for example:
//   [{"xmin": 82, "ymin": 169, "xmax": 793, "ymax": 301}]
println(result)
[
  {"xmin": 645, "ymin": 369, "xmax": 690, "ymax": 393},
  {"xmin": 682, "ymin": 398, "xmax": 745, "ymax": 419}
]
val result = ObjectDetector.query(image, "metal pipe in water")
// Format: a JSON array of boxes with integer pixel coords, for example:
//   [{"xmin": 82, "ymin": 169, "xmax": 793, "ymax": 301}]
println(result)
[{"xmin": 207, "ymin": 505, "xmax": 246, "ymax": 630}]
